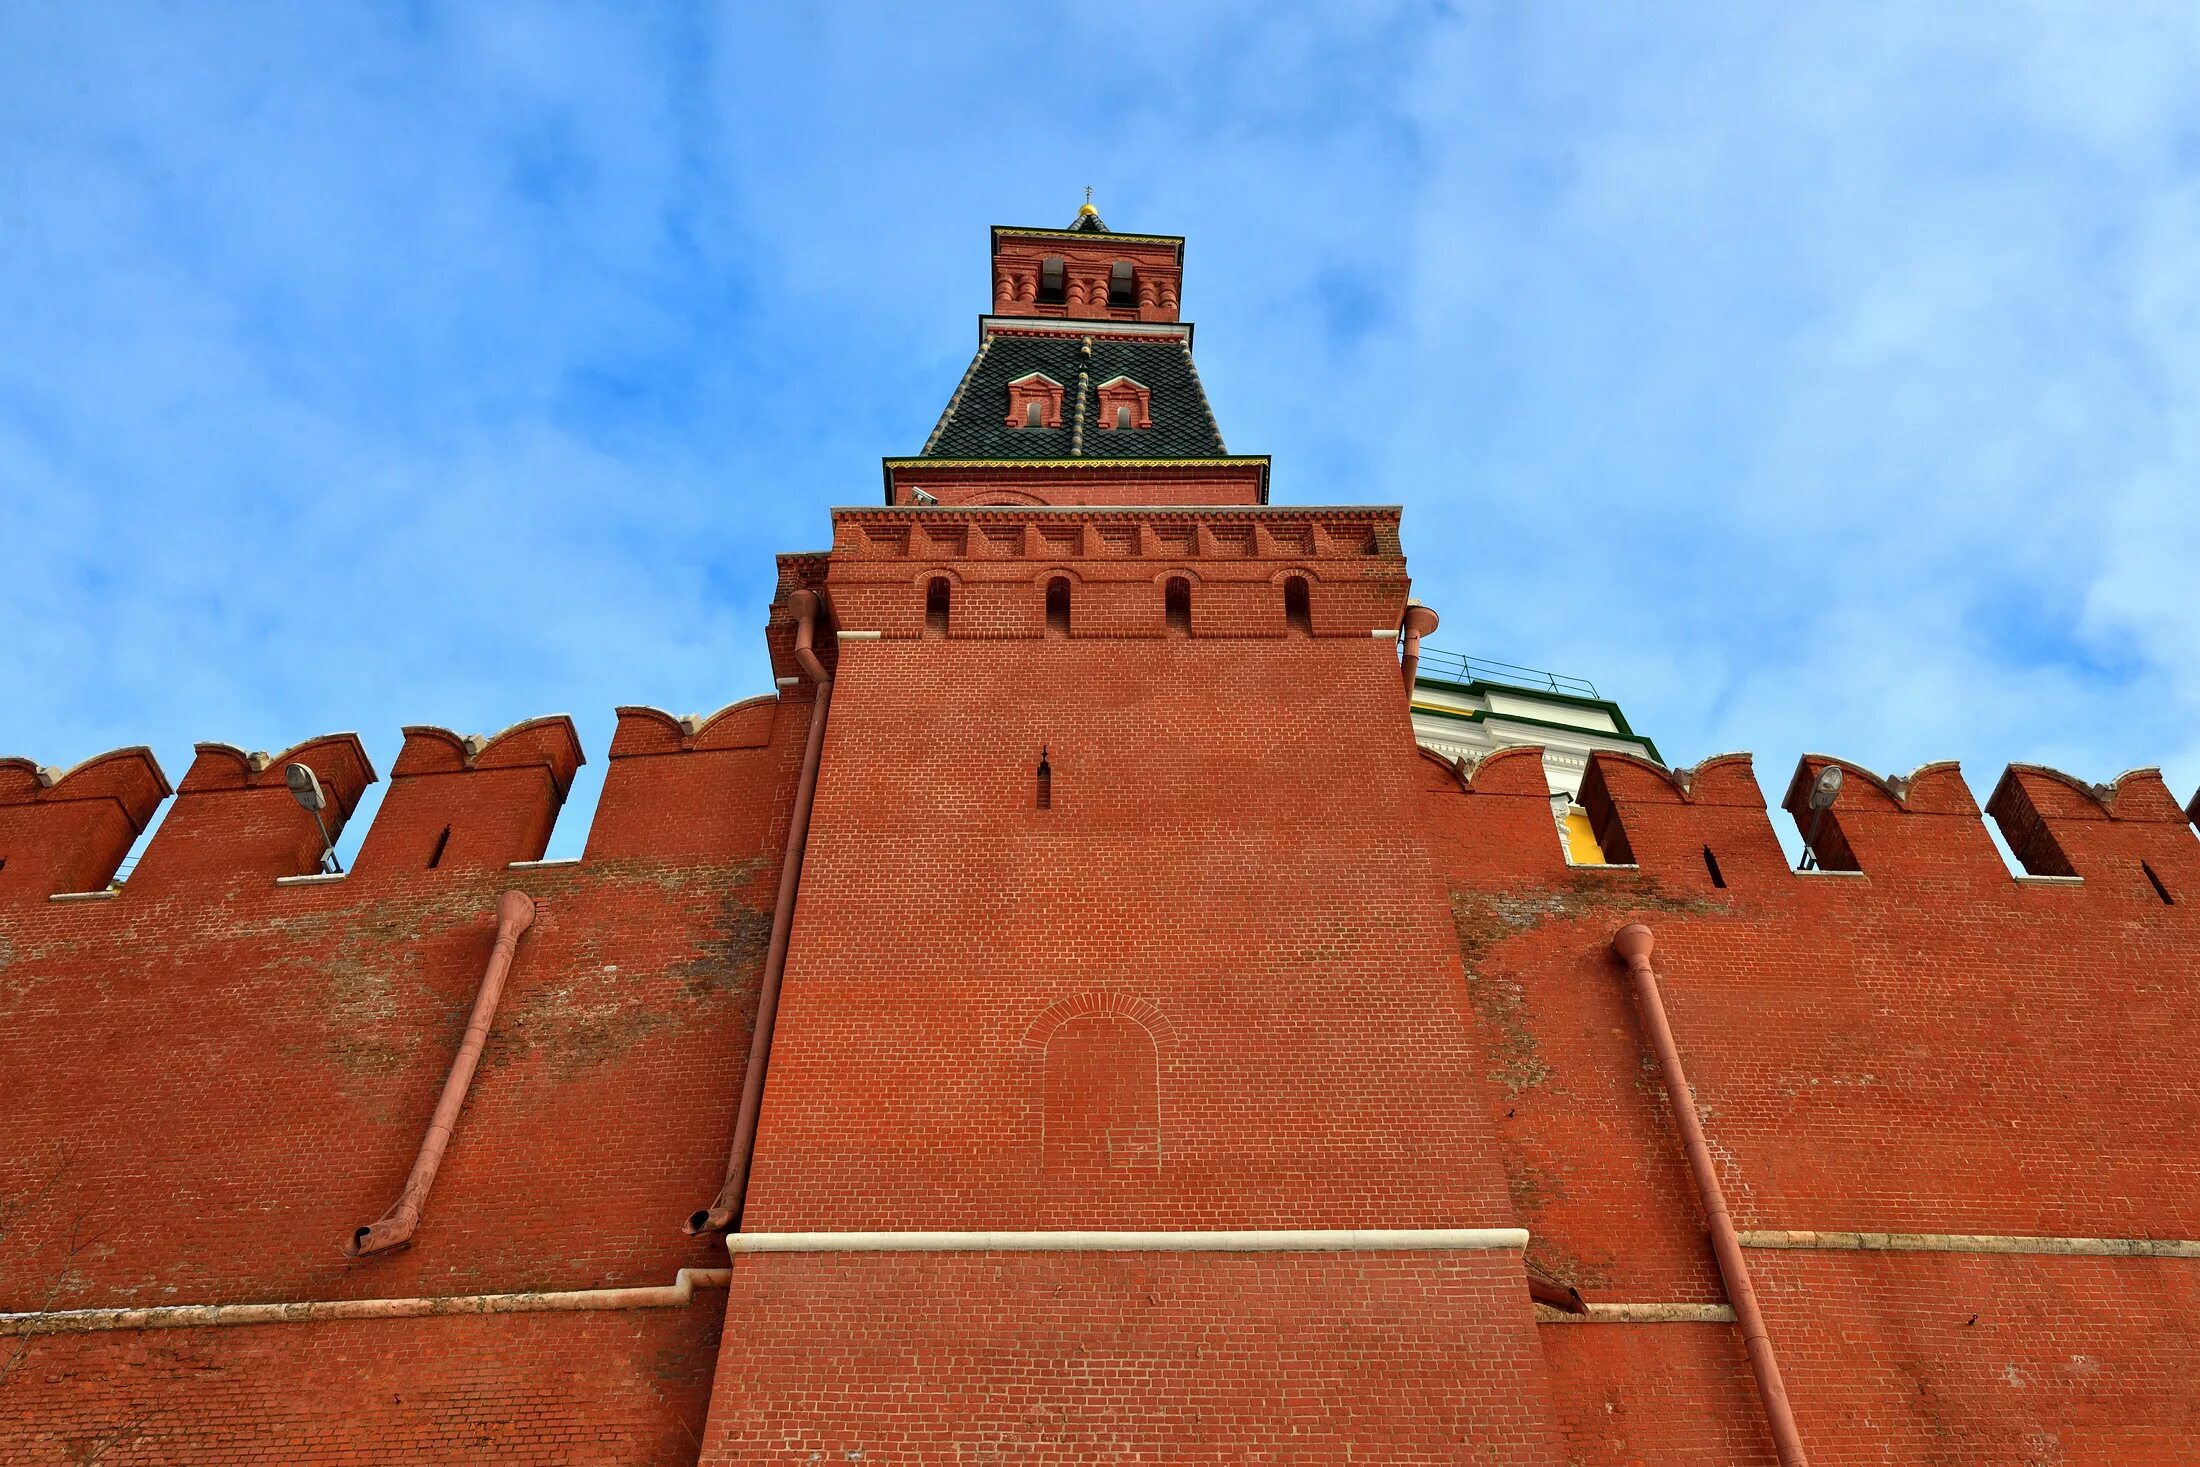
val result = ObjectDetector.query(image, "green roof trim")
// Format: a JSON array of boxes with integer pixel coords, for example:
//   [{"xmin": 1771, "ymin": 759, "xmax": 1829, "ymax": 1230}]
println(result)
[
  {"xmin": 1414, "ymin": 674, "xmax": 1643, "ymax": 738},
  {"xmin": 1410, "ymin": 693, "xmax": 1665, "ymax": 767}
]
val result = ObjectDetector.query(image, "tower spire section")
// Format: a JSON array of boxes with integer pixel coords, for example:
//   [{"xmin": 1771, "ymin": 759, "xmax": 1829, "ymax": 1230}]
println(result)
[{"xmin": 885, "ymin": 206, "xmax": 1269, "ymax": 507}]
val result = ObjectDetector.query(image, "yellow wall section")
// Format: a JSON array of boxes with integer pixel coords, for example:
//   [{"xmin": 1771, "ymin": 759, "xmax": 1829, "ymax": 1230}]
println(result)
[{"xmin": 1564, "ymin": 808, "xmax": 1607, "ymax": 865}]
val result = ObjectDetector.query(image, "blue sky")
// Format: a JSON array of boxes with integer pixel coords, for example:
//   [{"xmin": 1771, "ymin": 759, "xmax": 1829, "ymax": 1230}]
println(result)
[{"xmin": 5, "ymin": 3, "xmax": 2198, "ymax": 862}]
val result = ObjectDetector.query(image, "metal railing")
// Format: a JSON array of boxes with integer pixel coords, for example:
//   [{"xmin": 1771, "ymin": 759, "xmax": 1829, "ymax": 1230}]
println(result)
[{"xmin": 1415, "ymin": 646, "xmax": 1600, "ymax": 700}]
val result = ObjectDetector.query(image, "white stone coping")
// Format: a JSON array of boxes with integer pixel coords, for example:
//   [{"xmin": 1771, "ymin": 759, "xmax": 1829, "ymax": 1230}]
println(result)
[
  {"xmin": 507, "ymin": 857, "xmax": 580, "ymax": 870},
  {"xmin": 725, "ymin": 1228, "xmax": 1528, "ymax": 1254},
  {"xmin": 1795, "ymin": 867, "xmax": 1868, "ymax": 879},
  {"xmin": 1568, "ymin": 862, "xmax": 1642, "ymax": 873},
  {"xmin": 2013, "ymin": 873, "xmax": 2085, "ymax": 886},
  {"xmin": 0, "ymin": 1268, "xmax": 731, "ymax": 1337},
  {"xmin": 273, "ymin": 871, "xmax": 347, "ymax": 887},
  {"xmin": 837, "ymin": 630, "xmax": 883, "ymax": 640},
  {"xmin": 1371, "ymin": 628, "xmax": 1399, "ymax": 638},
  {"xmin": 1536, "ymin": 1302, "xmax": 1736, "ymax": 1324},
  {"xmin": 1740, "ymin": 1230, "xmax": 2200, "ymax": 1259},
  {"xmin": 47, "ymin": 888, "xmax": 120, "ymax": 902}
]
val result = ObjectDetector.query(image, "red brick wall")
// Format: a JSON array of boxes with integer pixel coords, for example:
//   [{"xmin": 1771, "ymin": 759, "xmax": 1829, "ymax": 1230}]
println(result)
[
  {"xmin": 1757, "ymin": 1250, "xmax": 2200, "ymax": 1463},
  {"xmin": 0, "ymin": 670, "xmax": 816, "ymax": 1457},
  {"xmin": 740, "ymin": 632, "xmax": 1513, "ymax": 1231},
  {"xmin": 1536, "ymin": 1322, "xmax": 1776, "ymax": 1465},
  {"xmin": 1424, "ymin": 744, "xmax": 2200, "ymax": 1462},
  {"xmin": 703, "ymin": 1251, "xmax": 1560, "ymax": 1465},
  {"xmin": 0, "ymin": 1306, "xmax": 722, "ymax": 1465}
]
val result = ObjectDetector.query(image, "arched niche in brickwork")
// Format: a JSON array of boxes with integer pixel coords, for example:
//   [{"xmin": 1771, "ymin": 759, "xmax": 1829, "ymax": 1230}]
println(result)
[{"xmin": 1022, "ymin": 993, "xmax": 1173, "ymax": 1180}]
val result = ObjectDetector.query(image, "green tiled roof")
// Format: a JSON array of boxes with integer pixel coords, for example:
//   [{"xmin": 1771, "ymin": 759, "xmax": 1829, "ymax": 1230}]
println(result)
[{"xmin": 922, "ymin": 333, "xmax": 1228, "ymax": 460}]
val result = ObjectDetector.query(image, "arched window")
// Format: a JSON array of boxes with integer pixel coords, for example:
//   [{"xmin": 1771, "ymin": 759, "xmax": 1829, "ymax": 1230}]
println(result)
[
  {"xmin": 1045, "ymin": 576, "xmax": 1071, "ymax": 636},
  {"xmin": 1283, "ymin": 575, "xmax": 1311, "ymax": 635},
  {"xmin": 1164, "ymin": 576, "xmax": 1191, "ymax": 636},
  {"xmin": 1043, "ymin": 1013, "xmax": 1159, "ymax": 1177},
  {"xmin": 925, "ymin": 576, "xmax": 950, "ymax": 636},
  {"xmin": 1026, "ymin": 401, "xmax": 1042, "ymax": 427},
  {"xmin": 1115, "ymin": 405, "xmax": 1131, "ymax": 429}
]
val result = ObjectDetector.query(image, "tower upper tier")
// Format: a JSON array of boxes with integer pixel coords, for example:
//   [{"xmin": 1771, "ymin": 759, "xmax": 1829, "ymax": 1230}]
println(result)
[{"xmin": 885, "ymin": 202, "xmax": 1267, "ymax": 508}]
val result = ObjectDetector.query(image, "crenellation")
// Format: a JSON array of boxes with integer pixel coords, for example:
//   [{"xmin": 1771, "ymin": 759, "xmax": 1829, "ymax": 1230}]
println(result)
[
  {"xmin": 351, "ymin": 718, "xmax": 583, "ymax": 877},
  {"xmin": 1779, "ymin": 754, "xmax": 2004, "ymax": 883},
  {"xmin": 0, "ymin": 746, "xmax": 171, "ymax": 899},
  {"xmin": 126, "ymin": 733, "xmax": 376, "ymax": 892},
  {"xmin": 1579, "ymin": 751, "xmax": 1789, "ymax": 893},
  {"xmin": 1988, "ymin": 763, "xmax": 2200, "ymax": 899}
]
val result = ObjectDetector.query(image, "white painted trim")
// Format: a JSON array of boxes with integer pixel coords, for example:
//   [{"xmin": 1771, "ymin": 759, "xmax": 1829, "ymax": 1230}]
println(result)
[
  {"xmin": 0, "ymin": 1268, "xmax": 731, "ymax": 1338},
  {"xmin": 48, "ymin": 888, "xmax": 120, "ymax": 902},
  {"xmin": 725, "ymin": 1228, "xmax": 1527, "ymax": 1255},
  {"xmin": 1536, "ymin": 1302, "xmax": 1736, "ymax": 1324},
  {"xmin": 1740, "ymin": 1230, "xmax": 2200, "ymax": 1258},
  {"xmin": 1371, "ymin": 628, "xmax": 1399, "ymax": 638},
  {"xmin": 1795, "ymin": 867, "xmax": 1868, "ymax": 879},
  {"xmin": 774, "ymin": 676, "xmax": 801, "ymax": 687},
  {"xmin": 273, "ymin": 872, "xmax": 346, "ymax": 887},
  {"xmin": 2014, "ymin": 874, "xmax": 2085, "ymax": 886},
  {"xmin": 836, "ymin": 630, "xmax": 883, "ymax": 641},
  {"xmin": 507, "ymin": 857, "xmax": 580, "ymax": 870},
  {"xmin": 980, "ymin": 315, "xmax": 1192, "ymax": 342}
]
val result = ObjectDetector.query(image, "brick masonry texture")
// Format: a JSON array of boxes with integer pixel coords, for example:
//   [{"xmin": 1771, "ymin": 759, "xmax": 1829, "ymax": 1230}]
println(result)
[
  {"xmin": 9, "ymin": 215, "xmax": 2200, "ymax": 1462},
  {"xmin": 701, "ymin": 1251, "xmax": 1562, "ymax": 1464}
]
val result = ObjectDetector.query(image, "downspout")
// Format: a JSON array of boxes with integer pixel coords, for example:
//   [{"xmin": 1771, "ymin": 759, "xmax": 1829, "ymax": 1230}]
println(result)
[
  {"xmin": 1612, "ymin": 923, "xmax": 1809, "ymax": 1466},
  {"xmin": 688, "ymin": 587, "xmax": 832, "ymax": 1234},
  {"xmin": 1400, "ymin": 601, "xmax": 1438, "ymax": 692},
  {"xmin": 346, "ymin": 889, "xmax": 535, "ymax": 1258}
]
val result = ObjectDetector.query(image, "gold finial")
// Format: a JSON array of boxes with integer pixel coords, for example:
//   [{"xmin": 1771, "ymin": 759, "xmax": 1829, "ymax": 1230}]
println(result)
[{"xmin": 1079, "ymin": 185, "xmax": 1097, "ymax": 217}]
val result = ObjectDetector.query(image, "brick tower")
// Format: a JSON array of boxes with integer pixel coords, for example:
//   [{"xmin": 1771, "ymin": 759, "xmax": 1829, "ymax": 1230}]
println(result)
[
  {"xmin": 11, "ymin": 197, "xmax": 2200, "ymax": 1466},
  {"xmin": 692, "ymin": 202, "xmax": 1563, "ymax": 1461}
]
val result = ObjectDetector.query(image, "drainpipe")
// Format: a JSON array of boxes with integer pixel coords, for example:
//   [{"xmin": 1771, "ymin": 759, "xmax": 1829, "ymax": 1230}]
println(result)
[
  {"xmin": 347, "ymin": 889, "xmax": 535, "ymax": 1258},
  {"xmin": 1612, "ymin": 923, "xmax": 1809, "ymax": 1467},
  {"xmin": 1400, "ymin": 601, "xmax": 1439, "ymax": 693},
  {"xmin": 688, "ymin": 587, "xmax": 832, "ymax": 1235}
]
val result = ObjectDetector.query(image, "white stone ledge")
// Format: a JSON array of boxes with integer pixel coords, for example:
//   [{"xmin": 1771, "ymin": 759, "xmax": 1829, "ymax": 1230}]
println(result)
[
  {"xmin": 1739, "ymin": 1230, "xmax": 2200, "ymax": 1259},
  {"xmin": 1536, "ymin": 1302, "xmax": 1736, "ymax": 1324},
  {"xmin": 0, "ymin": 1268, "xmax": 731, "ymax": 1337},
  {"xmin": 1795, "ymin": 867, "xmax": 1868, "ymax": 879},
  {"xmin": 836, "ymin": 630, "xmax": 883, "ymax": 640},
  {"xmin": 273, "ymin": 872, "xmax": 346, "ymax": 887},
  {"xmin": 2013, "ymin": 873, "xmax": 2085, "ymax": 886},
  {"xmin": 47, "ymin": 888, "xmax": 119, "ymax": 902},
  {"xmin": 726, "ymin": 1228, "xmax": 1528, "ymax": 1255},
  {"xmin": 1569, "ymin": 862, "xmax": 1642, "ymax": 873},
  {"xmin": 507, "ymin": 857, "xmax": 580, "ymax": 870}
]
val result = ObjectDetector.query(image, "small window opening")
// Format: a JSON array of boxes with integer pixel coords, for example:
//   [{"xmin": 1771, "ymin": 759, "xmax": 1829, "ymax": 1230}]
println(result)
[
  {"xmin": 1283, "ymin": 575, "xmax": 1312, "ymax": 635},
  {"xmin": 1045, "ymin": 577, "xmax": 1071, "ymax": 636},
  {"xmin": 1164, "ymin": 576, "xmax": 1191, "ymax": 635},
  {"xmin": 1036, "ymin": 747, "xmax": 1052, "ymax": 810},
  {"xmin": 427, "ymin": 826, "xmax": 451, "ymax": 870},
  {"xmin": 1037, "ymin": 256, "xmax": 1066, "ymax": 305},
  {"xmin": 1107, "ymin": 260, "xmax": 1135, "ymax": 309},
  {"xmin": 1703, "ymin": 845, "xmax": 1726, "ymax": 889},
  {"xmin": 925, "ymin": 576, "xmax": 951, "ymax": 635},
  {"xmin": 0, "ymin": 856, "xmax": 8, "ymax": 876},
  {"xmin": 1025, "ymin": 400, "xmax": 1043, "ymax": 427},
  {"xmin": 1115, "ymin": 405, "xmax": 1131, "ymax": 430},
  {"xmin": 2143, "ymin": 860, "xmax": 2174, "ymax": 905}
]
